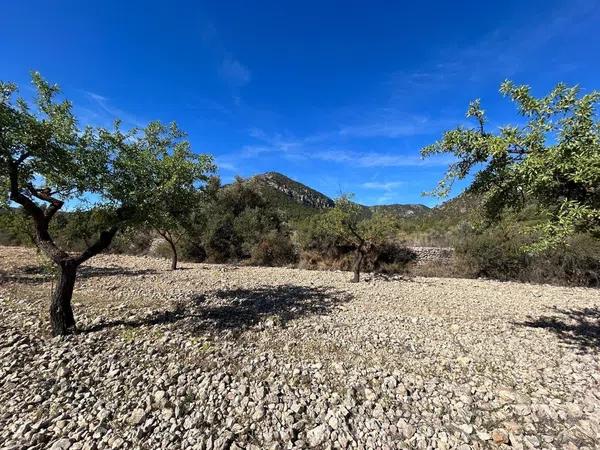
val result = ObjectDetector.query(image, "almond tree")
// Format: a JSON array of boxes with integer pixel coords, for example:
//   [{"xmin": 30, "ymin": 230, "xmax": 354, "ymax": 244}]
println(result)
[
  {"xmin": 319, "ymin": 196, "xmax": 399, "ymax": 282},
  {"xmin": 143, "ymin": 127, "xmax": 215, "ymax": 270},
  {"xmin": 422, "ymin": 81, "xmax": 600, "ymax": 250},
  {"xmin": 1, "ymin": 73, "xmax": 214, "ymax": 335}
]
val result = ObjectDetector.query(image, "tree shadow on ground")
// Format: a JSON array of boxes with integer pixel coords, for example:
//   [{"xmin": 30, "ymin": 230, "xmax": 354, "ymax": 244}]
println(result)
[
  {"xmin": 0, "ymin": 265, "xmax": 158, "ymax": 285},
  {"xmin": 78, "ymin": 266, "xmax": 158, "ymax": 279},
  {"xmin": 83, "ymin": 284, "xmax": 352, "ymax": 335},
  {"xmin": 519, "ymin": 306, "xmax": 600, "ymax": 353}
]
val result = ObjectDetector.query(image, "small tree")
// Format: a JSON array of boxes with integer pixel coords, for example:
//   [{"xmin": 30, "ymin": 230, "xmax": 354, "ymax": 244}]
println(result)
[
  {"xmin": 1, "ymin": 73, "xmax": 214, "ymax": 335},
  {"xmin": 319, "ymin": 196, "xmax": 399, "ymax": 282},
  {"xmin": 141, "ymin": 122, "xmax": 215, "ymax": 270},
  {"xmin": 422, "ymin": 81, "xmax": 600, "ymax": 251}
]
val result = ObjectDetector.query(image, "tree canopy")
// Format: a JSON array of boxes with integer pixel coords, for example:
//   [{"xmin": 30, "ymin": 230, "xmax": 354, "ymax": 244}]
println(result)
[
  {"xmin": 1, "ymin": 72, "xmax": 214, "ymax": 334},
  {"xmin": 421, "ymin": 81, "xmax": 600, "ymax": 250},
  {"xmin": 315, "ymin": 195, "xmax": 400, "ymax": 281}
]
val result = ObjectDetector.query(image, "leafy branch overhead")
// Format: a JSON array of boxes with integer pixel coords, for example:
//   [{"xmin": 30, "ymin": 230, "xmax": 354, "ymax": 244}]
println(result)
[{"xmin": 422, "ymin": 81, "xmax": 600, "ymax": 250}]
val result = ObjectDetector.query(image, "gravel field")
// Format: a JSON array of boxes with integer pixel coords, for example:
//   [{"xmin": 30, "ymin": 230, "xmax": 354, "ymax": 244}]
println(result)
[{"xmin": 0, "ymin": 246, "xmax": 599, "ymax": 450}]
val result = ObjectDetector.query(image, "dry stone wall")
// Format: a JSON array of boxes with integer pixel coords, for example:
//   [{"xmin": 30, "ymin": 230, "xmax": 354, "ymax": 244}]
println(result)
[{"xmin": 408, "ymin": 246, "xmax": 455, "ymax": 266}]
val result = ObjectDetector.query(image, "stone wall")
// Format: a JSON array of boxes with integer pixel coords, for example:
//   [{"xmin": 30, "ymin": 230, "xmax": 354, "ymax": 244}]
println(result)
[{"xmin": 408, "ymin": 246, "xmax": 455, "ymax": 266}]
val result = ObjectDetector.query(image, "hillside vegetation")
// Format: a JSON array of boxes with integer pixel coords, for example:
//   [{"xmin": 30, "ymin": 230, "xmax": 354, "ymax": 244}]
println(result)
[
  {"xmin": 3, "ymin": 174, "xmax": 598, "ymax": 287},
  {"xmin": 2, "ymin": 73, "xmax": 599, "ymax": 336}
]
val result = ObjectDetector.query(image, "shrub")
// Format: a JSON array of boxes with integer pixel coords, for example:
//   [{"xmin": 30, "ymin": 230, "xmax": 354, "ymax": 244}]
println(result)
[
  {"xmin": 0, "ymin": 208, "xmax": 34, "ymax": 246},
  {"xmin": 370, "ymin": 241, "xmax": 418, "ymax": 274},
  {"xmin": 110, "ymin": 229, "xmax": 154, "ymax": 255},
  {"xmin": 179, "ymin": 238, "xmax": 207, "ymax": 262},
  {"xmin": 454, "ymin": 224, "xmax": 530, "ymax": 280},
  {"xmin": 250, "ymin": 231, "xmax": 297, "ymax": 266},
  {"xmin": 455, "ymin": 224, "xmax": 600, "ymax": 286}
]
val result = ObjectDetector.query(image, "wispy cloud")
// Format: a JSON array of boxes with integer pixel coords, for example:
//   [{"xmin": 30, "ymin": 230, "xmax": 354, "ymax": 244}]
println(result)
[
  {"xmin": 361, "ymin": 181, "xmax": 405, "ymax": 190},
  {"xmin": 228, "ymin": 128, "xmax": 455, "ymax": 168},
  {"xmin": 201, "ymin": 21, "xmax": 252, "ymax": 91},
  {"xmin": 338, "ymin": 112, "xmax": 438, "ymax": 139},
  {"xmin": 220, "ymin": 56, "xmax": 251, "ymax": 87},
  {"xmin": 388, "ymin": 0, "xmax": 600, "ymax": 96},
  {"xmin": 216, "ymin": 160, "xmax": 238, "ymax": 172},
  {"xmin": 79, "ymin": 91, "xmax": 144, "ymax": 128},
  {"xmin": 375, "ymin": 192, "xmax": 399, "ymax": 205},
  {"xmin": 339, "ymin": 123, "xmax": 424, "ymax": 138},
  {"xmin": 314, "ymin": 149, "xmax": 453, "ymax": 168},
  {"xmin": 248, "ymin": 128, "xmax": 302, "ymax": 151}
]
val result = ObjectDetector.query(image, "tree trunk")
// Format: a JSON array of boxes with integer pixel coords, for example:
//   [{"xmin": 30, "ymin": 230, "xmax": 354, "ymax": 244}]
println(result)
[
  {"xmin": 170, "ymin": 241, "xmax": 178, "ymax": 270},
  {"xmin": 351, "ymin": 246, "xmax": 365, "ymax": 283},
  {"xmin": 8, "ymin": 159, "xmax": 124, "ymax": 336},
  {"xmin": 50, "ymin": 262, "xmax": 78, "ymax": 336},
  {"xmin": 165, "ymin": 237, "xmax": 178, "ymax": 270}
]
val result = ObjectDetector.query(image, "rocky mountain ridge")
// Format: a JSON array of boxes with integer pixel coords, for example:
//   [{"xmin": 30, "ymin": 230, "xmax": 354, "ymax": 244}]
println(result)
[{"xmin": 251, "ymin": 172, "xmax": 431, "ymax": 218}]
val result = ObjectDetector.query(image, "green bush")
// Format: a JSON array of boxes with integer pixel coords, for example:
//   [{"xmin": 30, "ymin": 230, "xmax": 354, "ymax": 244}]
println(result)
[
  {"xmin": 0, "ymin": 208, "xmax": 34, "ymax": 246},
  {"xmin": 455, "ymin": 224, "xmax": 530, "ymax": 280},
  {"xmin": 110, "ymin": 229, "xmax": 154, "ymax": 255},
  {"xmin": 297, "ymin": 212, "xmax": 416, "ymax": 274},
  {"xmin": 183, "ymin": 179, "xmax": 290, "ymax": 264},
  {"xmin": 370, "ymin": 241, "xmax": 417, "ymax": 274},
  {"xmin": 250, "ymin": 231, "xmax": 297, "ymax": 266},
  {"xmin": 455, "ymin": 224, "xmax": 600, "ymax": 286}
]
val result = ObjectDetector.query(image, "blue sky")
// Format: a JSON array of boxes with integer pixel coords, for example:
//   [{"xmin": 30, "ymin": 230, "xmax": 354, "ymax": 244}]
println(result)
[{"xmin": 2, "ymin": 1, "xmax": 600, "ymax": 206}]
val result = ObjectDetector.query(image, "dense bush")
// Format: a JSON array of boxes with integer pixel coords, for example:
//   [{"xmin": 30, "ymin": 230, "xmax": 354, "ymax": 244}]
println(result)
[
  {"xmin": 3, "ymin": 182, "xmax": 597, "ymax": 287},
  {"xmin": 454, "ymin": 224, "xmax": 530, "ymax": 280},
  {"xmin": 180, "ymin": 178, "xmax": 296, "ymax": 265},
  {"xmin": 296, "ymin": 210, "xmax": 416, "ymax": 275},
  {"xmin": 110, "ymin": 229, "xmax": 154, "ymax": 256},
  {"xmin": 455, "ymin": 224, "xmax": 600, "ymax": 286},
  {"xmin": 371, "ymin": 241, "xmax": 418, "ymax": 274},
  {"xmin": 0, "ymin": 209, "xmax": 34, "ymax": 246},
  {"xmin": 250, "ymin": 231, "xmax": 297, "ymax": 266}
]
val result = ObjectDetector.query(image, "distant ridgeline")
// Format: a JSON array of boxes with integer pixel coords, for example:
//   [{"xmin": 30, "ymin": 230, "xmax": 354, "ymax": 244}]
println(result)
[
  {"xmin": 252, "ymin": 172, "xmax": 335, "ymax": 209},
  {"xmin": 249, "ymin": 172, "xmax": 431, "ymax": 219}
]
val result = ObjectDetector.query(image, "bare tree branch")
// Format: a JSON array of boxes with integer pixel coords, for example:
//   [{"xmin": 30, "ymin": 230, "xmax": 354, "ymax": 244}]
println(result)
[
  {"xmin": 7, "ymin": 162, "xmax": 69, "ymax": 264},
  {"xmin": 15, "ymin": 151, "xmax": 31, "ymax": 165},
  {"xmin": 27, "ymin": 183, "xmax": 65, "ymax": 220},
  {"xmin": 74, "ymin": 226, "xmax": 119, "ymax": 265},
  {"xmin": 73, "ymin": 206, "xmax": 132, "ymax": 265}
]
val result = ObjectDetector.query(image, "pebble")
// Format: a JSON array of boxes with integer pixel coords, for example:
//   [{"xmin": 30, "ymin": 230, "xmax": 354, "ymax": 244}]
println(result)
[{"xmin": 0, "ymin": 247, "xmax": 598, "ymax": 450}]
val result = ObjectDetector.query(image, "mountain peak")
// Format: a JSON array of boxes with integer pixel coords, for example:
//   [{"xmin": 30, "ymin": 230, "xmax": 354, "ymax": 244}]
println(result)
[
  {"xmin": 252, "ymin": 172, "xmax": 335, "ymax": 209},
  {"xmin": 250, "ymin": 172, "xmax": 430, "ymax": 218}
]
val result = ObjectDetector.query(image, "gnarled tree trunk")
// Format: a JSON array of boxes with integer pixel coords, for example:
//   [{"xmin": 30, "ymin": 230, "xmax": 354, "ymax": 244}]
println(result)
[
  {"xmin": 50, "ymin": 262, "xmax": 78, "ymax": 335},
  {"xmin": 168, "ymin": 239, "xmax": 178, "ymax": 270},
  {"xmin": 351, "ymin": 244, "xmax": 365, "ymax": 283},
  {"xmin": 8, "ymin": 148, "xmax": 125, "ymax": 336},
  {"xmin": 158, "ymin": 230, "xmax": 178, "ymax": 270}
]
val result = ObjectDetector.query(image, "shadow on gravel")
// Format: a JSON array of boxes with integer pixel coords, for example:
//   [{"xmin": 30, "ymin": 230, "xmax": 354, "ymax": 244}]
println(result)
[
  {"xmin": 83, "ymin": 285, "xmax": 352, "ymax": 335},
  {"xmin": 0, "ymin": 266, "xmax": 158, "ymax": 285},
  {"xmin": 520, "ymin": 306, "xmax": 600, "ymax": 352},
  {"xmin": 78, "ymin": 266, "xmax": 158, "ymax": 279}
]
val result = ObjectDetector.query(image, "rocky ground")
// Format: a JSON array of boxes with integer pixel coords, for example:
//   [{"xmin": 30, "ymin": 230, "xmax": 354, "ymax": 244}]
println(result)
[{"xmin": 0, "ymin": 246, "xmax": 599, "ymax": 450}]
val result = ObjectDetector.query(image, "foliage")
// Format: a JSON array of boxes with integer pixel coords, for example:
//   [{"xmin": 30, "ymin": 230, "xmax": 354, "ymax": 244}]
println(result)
[
  {"xmin": 455, "ymin": 221, "xmax": 600, "ymax": 286},
  {"xmin": 298, "ymin": 195, "xmax": 413, "ymax": 280},
  {"xmin": 0, "ymin": 72, "xmax": 214, "ymax": 250},
  {"xmin": 422, "ymin": 81, "xmax": 600, "ymax": 251},
  {"xmin": 0, "ymin": 208, "xmax": 34, "ymax": 245},
  {"xmin": 312, "ymin": 195, "xmax": 398, "ymax": 248},
  {"xmin": 180, "ymin": 177, "xmax": 295, "ymax": 265},
  {"xmin": 133, "ymin": 122, "xmax": 215, "ymax": 268},
  {"xmin": 54, "ymin": 208, "xmax": 121, "ymax": 250},
  {"xmin": 250, "ymin": 230, "xmax": 298, "ymax": 266},
  {"xmin": 0, "ymin": 72, "xmax": 214, "ymax": 334}
]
